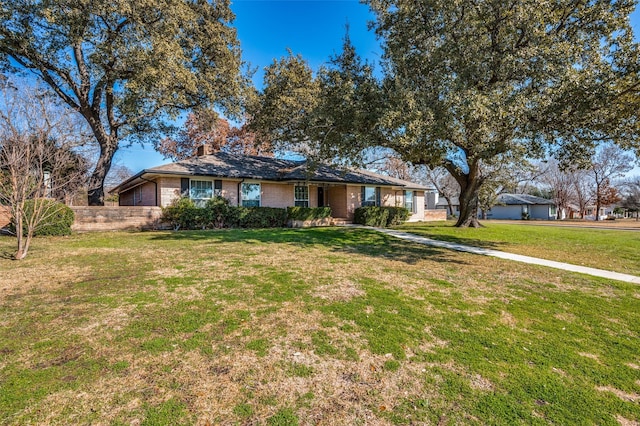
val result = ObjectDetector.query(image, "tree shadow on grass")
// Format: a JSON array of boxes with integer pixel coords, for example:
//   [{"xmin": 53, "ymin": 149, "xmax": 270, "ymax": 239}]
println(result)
[
  {"xmin": 0, "ymin": 250, "xmax": 14, "ymax": 260},
  {"xmin": 147, "ymin": 227, "xmax": 470, "ymax": 266},
  {"xmin": 393, "ymin": 225, "xmax": 503, "ymax": 251}
]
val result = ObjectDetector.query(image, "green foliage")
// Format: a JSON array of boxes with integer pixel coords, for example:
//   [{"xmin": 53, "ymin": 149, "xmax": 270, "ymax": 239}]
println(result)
[
  {"xmin": 286, "ymin": 206, "xmax": 332, "ymax": 221},
  {"xmin": 235, "ymin": 207, "xmax": 288, "ymax": 228},
  {"xmin": 203, "ymin": 196, "xmax": 235, "ymax": 229},
  {"xmin": 251, "ymin": 0, "xmax": 640, "ymax": 227},
  {"xmin": 354, "ymin": 206, "xmax": 409, "ymax": 227},
  {"xmin": 10, "ymin": 199, "xmax": 74, "ymax": 236},
  {"xmin": 0, "ymin": 0, "xmax": 247, "ymax": 205},
  {"xmin": 161, "ymin": 198, "xmax": 201, "ymax": 231},
  {"xmin": 161, "ymin": 197, "xmax": 288, "ymax": 230},
  {"xmin": 249, "ymin": 35, "xmax": 382, "ymax": 166}
]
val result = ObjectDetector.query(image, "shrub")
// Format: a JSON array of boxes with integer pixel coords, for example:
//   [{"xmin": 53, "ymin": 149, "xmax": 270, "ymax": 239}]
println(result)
[
  {"xmin": 203, "ymin": 196, "xmax": 236, "ymax": 229},
  {"xmin": 161, "ymin": 197, "xmax": 202, "ymax": 230},
  {"xmin": 163, "ymin": 198, "xmax": 292, "ymax": 230},
  {"xmin": 286, "ymin": 206, "xmax": 332, "ymax": 221},
  {"xmin": 354, "ymin": 206, "xmax": 409, "ymax": 227},
  {"xmin": 236, "ymin": 207, "xmax": 288, "ymax": 228},
  {"xmin": 11, "ymin": 199, "xmax": 74, "ymax": 236}
]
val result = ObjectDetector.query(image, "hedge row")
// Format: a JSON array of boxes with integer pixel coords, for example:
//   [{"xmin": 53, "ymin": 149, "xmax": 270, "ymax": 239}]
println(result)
[
  {"xmin": 353, "ymin": 206, "xmax": 409, "ymax": 227},
  {"xmin": 286, "ymin": 206, "xmax": 332, "ymax": 221},
  {"xmin": 162, "ymin": 197, "xmax": 333, "ymax": 230}
]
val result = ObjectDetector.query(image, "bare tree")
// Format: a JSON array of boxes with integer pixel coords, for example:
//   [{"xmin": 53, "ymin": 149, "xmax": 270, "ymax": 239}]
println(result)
[
  {"xmin": 0, "ymin": 82, "xmax": 88, "ymax": 259},
  {"xmin": 425, "ymin": 167, "xmax": 460, "ymax": 216},
  {"xmin": 620, "ymin": 177, "xmax": 640, "ymax": 220},
  {"xmin": 537, "ymin": 160, "xmax": 577, "ymax": 219},
  {"xmin": 569, "ymin": 168, "xmax": 593, "ymax": 219},
  {"xmin": 589, "ymin": 145, "xmax": 634, "ymax": 220}
]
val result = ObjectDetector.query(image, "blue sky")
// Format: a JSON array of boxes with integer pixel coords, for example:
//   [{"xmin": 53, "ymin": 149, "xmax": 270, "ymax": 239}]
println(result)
[{"xmin": 116, "ymin": 0, "xmax": 640, "ymax": 174}]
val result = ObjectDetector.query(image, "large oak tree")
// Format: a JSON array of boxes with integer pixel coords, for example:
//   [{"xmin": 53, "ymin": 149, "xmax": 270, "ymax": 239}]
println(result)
[
  {"xmin": 367, "ymin": 0, "xmax": 639, "ymax": 226},
  {"xmin": 0, "ymin": 0, "xmax": 247, "ymax": 205}
]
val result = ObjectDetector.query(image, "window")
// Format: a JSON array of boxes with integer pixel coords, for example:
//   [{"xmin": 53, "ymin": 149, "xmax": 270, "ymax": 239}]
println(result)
[
  {"xmin": 242, "ymin": 183, "xmax": 261, "ymax": 207},
  {"xmin": 404, "ymin": 190, "xmax": 414, "ymax": 213},
  {"xmin": 361, "ymin": 186, "xmax": 380, "ymax": 207},
  {"xmin": 190, "ymin": 180, "xmax": 213, "ymax": 206},
  {"xmin": 214, "ymin": 180, "xmax": 223, "ymax": 197},
  {"xmin": 549, "ymin": 205, "xmax": 557, "ymax": 216},
  {"xmin": 294, "ymin": 185, "xmax": 309, "ymax": 207}
]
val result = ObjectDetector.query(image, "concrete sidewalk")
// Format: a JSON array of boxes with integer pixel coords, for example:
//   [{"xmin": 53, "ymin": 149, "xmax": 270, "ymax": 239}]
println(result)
[{"xmin": 366, "ymin": 227, "xmax": 640, "ymax": 284}]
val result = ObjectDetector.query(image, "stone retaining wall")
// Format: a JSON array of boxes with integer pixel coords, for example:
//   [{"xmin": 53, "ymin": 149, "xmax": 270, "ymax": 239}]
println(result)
[
  {"xmin": 71, "ymin": 206, "xmax": 168, "ymax": 232},
  {"xmin": 424, "ymin": 209, "xmax": 447, "ymax": 221}
]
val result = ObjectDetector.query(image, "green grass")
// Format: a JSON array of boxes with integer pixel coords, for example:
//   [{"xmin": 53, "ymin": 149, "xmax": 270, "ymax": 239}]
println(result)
[
  {"xmin": 0, "ymin": 228, "xmax": 639, "ymax": 424},
  {"xmin": 396, "ymin": 221, "xmax": 640, "ymax": 275}
]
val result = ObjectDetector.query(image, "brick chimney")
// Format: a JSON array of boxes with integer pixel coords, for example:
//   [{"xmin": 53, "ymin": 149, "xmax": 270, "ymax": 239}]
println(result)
[{"xmin": 196, "ymin": 144, "xmax": 214, "ymax": 156}]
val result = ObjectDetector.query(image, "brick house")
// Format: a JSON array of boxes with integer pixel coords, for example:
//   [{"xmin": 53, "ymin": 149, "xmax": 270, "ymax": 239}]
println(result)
[{"xmin": 110, "ymin": 152, "xmax": 428, "ymax": 222}]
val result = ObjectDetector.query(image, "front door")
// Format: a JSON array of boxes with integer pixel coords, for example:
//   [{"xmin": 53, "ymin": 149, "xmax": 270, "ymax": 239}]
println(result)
[{"xmin": 318, "ymin": 187, "xmax": 325, "ymax": 207}]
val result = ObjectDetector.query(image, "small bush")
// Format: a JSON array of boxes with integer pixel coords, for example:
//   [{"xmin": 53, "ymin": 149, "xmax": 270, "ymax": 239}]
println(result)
[
  {"xmin": 161, "ymin": 197, "xmax": 202, "ymax": 230},
  {"xmin": 203, "ymin": 196, "xmax": 235, "ymax": 229},
  {"xmin": 354, "ymin": 206, "xmax": 409, "ymax": 227},
  {"xmin": 10, "ymin": 199, "xmax": 74, "ymax": 236},
  {"xmin": 286, "ymin": 206, "xmax": 332, "ymax": 221}
]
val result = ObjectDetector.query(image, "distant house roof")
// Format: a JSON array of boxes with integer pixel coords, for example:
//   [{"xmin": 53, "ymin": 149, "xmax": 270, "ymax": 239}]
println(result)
[
  {"xmin": 111, "ymin": 152, "xmax": 429, "ymax": 194},
  {"xmin": 496, "ymin": 193, "xmax": 555, "ymax": 205},
  {"xmin": 435, "ymin": 196, "xmax": 460, "ymax": 208}
]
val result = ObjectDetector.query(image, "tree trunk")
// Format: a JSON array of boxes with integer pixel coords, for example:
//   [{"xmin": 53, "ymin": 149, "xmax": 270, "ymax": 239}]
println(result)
[
  {"xmin": 445, "ymin": 197, "xmax": 454, "ymax": 217},
  {"xmin": 15, "ymin": 233, "xmax": 31, "ymax": 260},
  {"xmin": 87, "ymin": 132, "xmax": 118, "ymax": 206},
  {"xmin": 456, "ymin": 184, "xmax": 482, "ymax": 227},
  {"xmin": 446, "ymin": 162, "xmax": 482, "ymax": 228},
  {"xmin": 14, "ymin": 209, "xmax": 26, "ymax": 260}
]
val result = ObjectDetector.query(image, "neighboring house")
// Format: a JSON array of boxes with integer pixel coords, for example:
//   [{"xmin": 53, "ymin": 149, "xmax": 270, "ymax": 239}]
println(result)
[
  {"xmin": 432, "ymin": 195, "xmax": 461, "ymax": 217},
  {"xmin": 110, "ymin": 152, "xmax": 428, "ymax": 222},
  {"xmin": 584, "ymin": 205, "xmax": 614, "ymax": 221},
  {"xmin": 481, "ymin": 194, "xmax": 557, "ymax": 220}
]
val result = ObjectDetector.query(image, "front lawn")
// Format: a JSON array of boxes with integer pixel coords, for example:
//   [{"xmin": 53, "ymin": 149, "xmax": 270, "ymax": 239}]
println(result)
[
  {"xmin": 0, "ymin": 228, "xmax": 638, "ymax": 425},
  {"xmin": 397, "ymin": 222, "xmax": 640, "ymax": 276}
]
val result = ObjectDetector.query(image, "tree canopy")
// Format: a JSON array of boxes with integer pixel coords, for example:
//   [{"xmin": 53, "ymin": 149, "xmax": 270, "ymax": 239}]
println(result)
[
  {"xmin": 0, "ymin": 0, "xmax": 248, "ymax": 205},
  {"xmin": 250, "ymin": 0, "xmax": 639, "ymax": 227}
]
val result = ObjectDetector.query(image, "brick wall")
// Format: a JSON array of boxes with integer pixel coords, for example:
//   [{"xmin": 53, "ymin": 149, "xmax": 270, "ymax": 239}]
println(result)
[
  {"xmin": 71, "ymin": 206, "xmax": 168, "ymax": 232},
  {"xmin": 119, "ymin": 182, "xmax": 157, "ymax": 206},
  {"xmin": 345, "ymin": 185, "xmax": 362, "ymax": 220},
  {"xmin": 261, "ymin": 182, "xmax": 292, "ymax": 208},
  {"xmin": 222, "ymin": 180, "xmax": 239, "ymax": 206},
  {"xmin": 0, "ymin": 206, "xmax": 10, "ymax": 229},
  {"xmin": 327, "ymin": 185, "xmax": 347, "ymax": 218},
  {"xmin": 157, "ymin": 177, "xmax": 181, "ymax": 207},
  {"xmin": 424, "ymin": 209, "xmax": 447, "ymax": 221}
]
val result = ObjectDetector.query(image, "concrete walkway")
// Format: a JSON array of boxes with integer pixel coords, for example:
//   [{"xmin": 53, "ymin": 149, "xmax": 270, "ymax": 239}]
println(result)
[{"xmin": 365, "ymin": 227, "xmax": 640, "ymax": 284}]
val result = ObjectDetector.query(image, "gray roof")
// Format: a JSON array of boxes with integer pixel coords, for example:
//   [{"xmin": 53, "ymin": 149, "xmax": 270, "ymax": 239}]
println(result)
[
  {"xmin": 496, "ymin": 193, "xmax": 555, "ymax": 205},
  {"xmin": 112, "ymin": 152, "xmax": 428, "ymax": 193}
]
